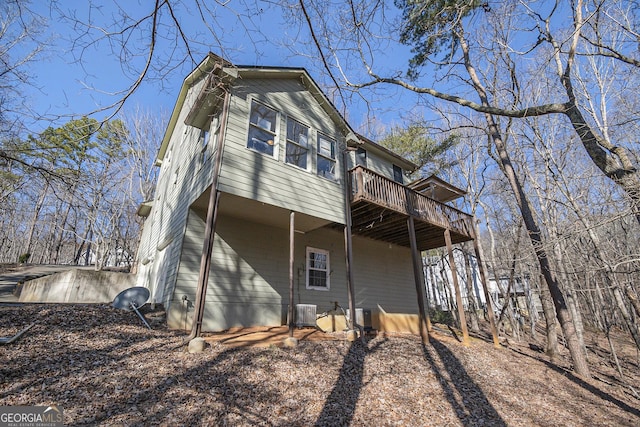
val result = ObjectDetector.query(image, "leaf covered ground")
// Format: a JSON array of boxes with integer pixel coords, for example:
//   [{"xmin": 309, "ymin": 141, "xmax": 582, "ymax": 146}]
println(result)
[{"xmin": 1, "ymin": 304, "xmax": 639, "ymax": 426}]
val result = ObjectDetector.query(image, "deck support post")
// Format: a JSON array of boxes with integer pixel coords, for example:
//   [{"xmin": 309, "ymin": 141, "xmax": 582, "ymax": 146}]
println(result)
[
  {"xmin": 444, "ymin": 228, "xmax": 470, "ymax": 345},
  {"xmin": 344, "ymin": 225, "xmax": 357, "ymax": 341},
  {"xmin": 288, "ymin": 211, "xmax": 295, "ymax": 338},
  {"xmin": 188, "ymin": 86, "xmax": 230, "ymax": 342},
  {"xmin": 408, "ymin": 216, "xmax": 431, "ymax": 343},
  {"xmin": 471, "ymin": 220, "xmax": 500, "ymax": 348},
  {"xmin": 343, "ymin": 149, "xmax": 358, "ymax": 341}
]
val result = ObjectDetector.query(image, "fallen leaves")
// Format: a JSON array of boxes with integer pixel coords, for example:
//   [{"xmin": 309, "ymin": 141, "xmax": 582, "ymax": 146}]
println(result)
[{"xmin": 0, "ymin": 304, "xmax": 638, "ymax": 426}]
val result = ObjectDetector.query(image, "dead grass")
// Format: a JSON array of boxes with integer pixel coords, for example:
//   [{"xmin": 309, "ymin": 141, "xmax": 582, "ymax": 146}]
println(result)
[{"xmin": 1, "ymin": 304, "xmax": 639, "ymax": 426}]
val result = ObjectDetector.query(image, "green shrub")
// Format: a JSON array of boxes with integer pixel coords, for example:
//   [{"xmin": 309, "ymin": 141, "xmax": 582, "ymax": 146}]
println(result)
[{"xmin": 18, "ymin": 253, "xmax": 31, "ymax": 264}]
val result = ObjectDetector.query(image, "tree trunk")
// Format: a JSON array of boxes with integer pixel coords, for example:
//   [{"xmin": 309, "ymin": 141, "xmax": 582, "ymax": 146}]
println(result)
[
  {"xmin": 428, "ymin": 262, "xmax": 440, "ymax": 310},
  {"xmin": 538, "ymin": 274, "xmax": 560, "ymax": 362},
  {"xmin": 623, "ymin": 285, "xmax": 640, "ymax": 325},
  {"xmin": 522, "ymin": 269, "xmax": 538, "ymax": 341},
  {"xmin": 583, "ymin": 274, "xmax": 605, "ymax": 332},
  {"xmin": 552, "ymin": 242, "xmax": 587, "ymax": 359},
  {"xmin": 463, "ymin": 246, "xmax": 480, "ymax": 333},
  {"xmin": 23, "ymin": 182, "xmax": 49, "ymax": 261},
  {"xmin": 493, "ymin": 128, "xmax": 588, "ymax": 375},
  {"xmin": 611, "ymin": 285, "xmax": 640, "ymax": 350},
  {"xmin": 570, "ymin": 212, "xmax": 640, "ymax": 349},
  {"xmin": 460, "ymin": 32, "xmax": 590, "ymax": 376},
  {"xmin": 540, "ymin": 135, "xmax": 640, "ymax": 350},
  {"xmin": 51, "ymin": 194, "xmax": 75, "ymax": 264},
  {"xmin": 562, "ymin": 105, "xmax": 640, "ymax": 226}
]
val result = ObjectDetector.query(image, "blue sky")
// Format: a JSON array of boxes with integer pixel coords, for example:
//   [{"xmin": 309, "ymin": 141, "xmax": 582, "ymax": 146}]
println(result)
[
  {"xmin": 17, "ymin": 1, "xmax": 419, "ymax": 136},
  {"xmin": 20, "ymin": 2, "xmax": 308, "ymax": 131}
]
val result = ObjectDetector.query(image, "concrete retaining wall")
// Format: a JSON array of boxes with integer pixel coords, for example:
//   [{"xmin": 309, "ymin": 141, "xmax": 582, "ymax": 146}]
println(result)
[{"xmin": 19, "ymin": 269, "xmax": 135, "ymax": 303}]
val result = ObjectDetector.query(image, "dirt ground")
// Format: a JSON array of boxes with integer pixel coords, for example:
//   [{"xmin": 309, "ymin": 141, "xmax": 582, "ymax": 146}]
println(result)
[{"xmin": 1, "ymin": 304, "xmax": 639, "ymax": 426}]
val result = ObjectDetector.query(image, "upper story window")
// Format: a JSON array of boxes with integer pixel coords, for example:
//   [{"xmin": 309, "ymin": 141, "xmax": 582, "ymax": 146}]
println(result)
[
  {"xmin": 210, "ymin": 115, "xmax": 221, "ymax": 148},
  {"xmin": 199, "ymin": 128, "xmax": 209, "ymax": 148},
  {"xmin": 285, "ymin": 118, "xmax": 309, "ymax": 170},
  {"xmin": 393, "ymin": 164, "xmax": 404, "ymax": 184},
  {"xmin": 356, "ymin": 147, "xmax": 367, "ymax": 168},
  {"xmin": 306, "ymin": 247, "xmax": 330, "ymax": 290},
  {"xmin": 247, "ymin": 100, "xmax": 278, "ymax": 157},
  {"xmin": 317, "ymin": 134, "xmax": 336, "ymax": 180}
]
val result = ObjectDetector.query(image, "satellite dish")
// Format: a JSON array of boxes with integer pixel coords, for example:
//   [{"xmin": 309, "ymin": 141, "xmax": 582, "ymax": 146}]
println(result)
[{"xmin": 112, "ymin": 287, "xmax": 152, "ymax": 329}]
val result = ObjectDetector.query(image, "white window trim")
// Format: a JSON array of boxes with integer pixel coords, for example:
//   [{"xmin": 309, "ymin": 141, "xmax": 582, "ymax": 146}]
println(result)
[
  {"xmin": 306, "ymin": 247, "xmax": 330, "ymax": 291},
  {"xmin": 246, "ymin": 99, "xmax": 279, "ymax": 158},
  {"xmin": 356, "ymin": 147, "xmax": 367, "ymax": 168},
  {"xmin": 285, "ymin": 116, "xmax": 310, "ymax": 171},
  {"xmin": 211, "ymin": 116, "xmax": 221, "ymax": 149},
  {"xmin": 200, "ymin": 127, "xmax": 210, "ymax": 150},
  {"xmin": 316, "ymin": 133, "xmax": 337, "ymax": 180}
]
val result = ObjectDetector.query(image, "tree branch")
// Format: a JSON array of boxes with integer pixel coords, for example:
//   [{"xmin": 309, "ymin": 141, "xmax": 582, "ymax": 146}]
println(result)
[{"xmin": 350, "ymin": 74, "xmax": 569, "ymax": 117}]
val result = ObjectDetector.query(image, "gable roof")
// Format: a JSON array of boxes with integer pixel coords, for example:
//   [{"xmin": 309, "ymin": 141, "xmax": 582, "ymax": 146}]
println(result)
[
  {"xmin": 156, "ymin": 53, "xmax": 360, "ymax": 165},
  {"xmin": 156, "ymin": 53, "xmax": 229, "ymax": 164},
  {"xmin": 156, "ymin": 53, "xmax": 419, "ymax": 173}
]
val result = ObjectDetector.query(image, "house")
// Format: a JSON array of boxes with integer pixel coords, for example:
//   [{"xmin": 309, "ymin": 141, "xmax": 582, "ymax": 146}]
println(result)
[
  {"xmin": 424, "ymin": 248, "xmax": 489, "ymax": 313},
  {"xmin": 135, "ymin": 53, "xmax": 488, "ymax": 339},
  {"xmin": 424, "ymin": 244, "xmax": 542, "ymax": 328},
  {"xmin": 488, "ymin": 275, "xmax": 542, "ymax": 319}
]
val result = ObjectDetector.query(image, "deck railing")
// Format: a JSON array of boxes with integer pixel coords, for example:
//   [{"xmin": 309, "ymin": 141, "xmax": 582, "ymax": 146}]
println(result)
[{"xmin": 350, "ymin": 166, "xmax": 474, "ymax": 238}]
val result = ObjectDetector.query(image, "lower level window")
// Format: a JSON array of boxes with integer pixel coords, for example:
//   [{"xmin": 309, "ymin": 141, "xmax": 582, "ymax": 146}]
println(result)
[{"xmin": 306, "ymin": 247, "xmax": 330, "ymax": 290}]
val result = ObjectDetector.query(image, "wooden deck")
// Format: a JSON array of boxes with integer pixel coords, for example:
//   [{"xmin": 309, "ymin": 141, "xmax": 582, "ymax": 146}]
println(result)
[{"xmin": 346, "ymin": 166, "xmax": 474, "ymax": 250}]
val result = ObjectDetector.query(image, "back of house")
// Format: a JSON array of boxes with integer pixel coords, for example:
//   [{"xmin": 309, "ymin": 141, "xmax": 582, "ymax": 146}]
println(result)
[{"xmin": 135, "ymin": 53, "xmax": 474, "ymax": 334}]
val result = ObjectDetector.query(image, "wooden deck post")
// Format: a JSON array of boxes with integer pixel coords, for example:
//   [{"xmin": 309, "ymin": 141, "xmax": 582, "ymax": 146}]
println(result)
[
  {"xmin": 354, "ymin": 166, "xmax": 364, "ymax": 198},
  {"xmin": 444, "ymin": 228, "xmax": 470, "ymax": 345},
  {"xmin": 188, "ymin": 87, "xmax": 230, "ymax": 342},
  {"xmin": 343, "ymin": 153, "xmax": 357, "ymax": 341},
  {"xmin": 288, "ymin": 211, "xmax": 295, "ymax": 338},
  {"xmin": 471, "ymin": 221, "xmax": 500, "ymax": 348},
  {"xmin": 408, "ymin": 216, "xmax": 430, "ymax": 343}
]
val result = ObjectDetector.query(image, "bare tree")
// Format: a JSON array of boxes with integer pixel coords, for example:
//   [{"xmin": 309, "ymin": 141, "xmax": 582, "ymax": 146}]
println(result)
[
  {"xmin": 285, "ymin": 0, "xmax": 640, "ymax": 224},
  {"xmin": 0, "ymin": 1, "xmax": 48, "ymax": 136}
]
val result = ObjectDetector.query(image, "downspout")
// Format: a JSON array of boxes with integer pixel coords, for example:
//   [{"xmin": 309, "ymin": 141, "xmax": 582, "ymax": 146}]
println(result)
[
  {"xmin": 188, "ymin": 83, "xmax": 231, "ymax": 342},
  {"xmin": 288, "ymin": 211, "xmax": 295, "ymax": 338}
]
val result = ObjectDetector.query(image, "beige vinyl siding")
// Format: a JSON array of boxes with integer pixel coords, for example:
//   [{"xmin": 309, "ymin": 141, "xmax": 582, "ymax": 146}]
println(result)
[
  {"xmin": 168, "ymin": 211, "xmax": 289, "ymax": 330},
  {"xmin": 137, "ymin": 76, "xmax": 219, "ymax": 306},
  {"xmin": 144, "ymin": 70, "xmax": 420, "ymax": 330},
  {"xmin": 135, "ymin": 214, "xmax": 154, "ymax": 263},
  {"xmin": 360, "ymin": 144, "xmax": 413, "ymax": 183},
  {"xmin": 168, "ymin": 211, "xmax": 352, "ymax": 331},
  {"xmin": 218, "ymin": 78, "xmax": 346, "ymax": 225},
  {"xmin": 167, "ymin": 209, "xmax": 419, "ymax": 331},
  {"xmin": 167, "ymin": 209, "xmax": 204, "ymax": 330},
  {"xmin": 351, "ymin": 236, "xmax": 418, "ymax": 313},
  {"xmin": 364, "ymin": 150, "xmax": 395, "ymax": 180}
]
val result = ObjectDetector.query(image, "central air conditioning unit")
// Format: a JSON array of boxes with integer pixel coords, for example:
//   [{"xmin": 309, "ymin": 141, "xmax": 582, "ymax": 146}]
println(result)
[{"xmin": 295, "ymin": 304, "xmax": 317, "ymax": 328}]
